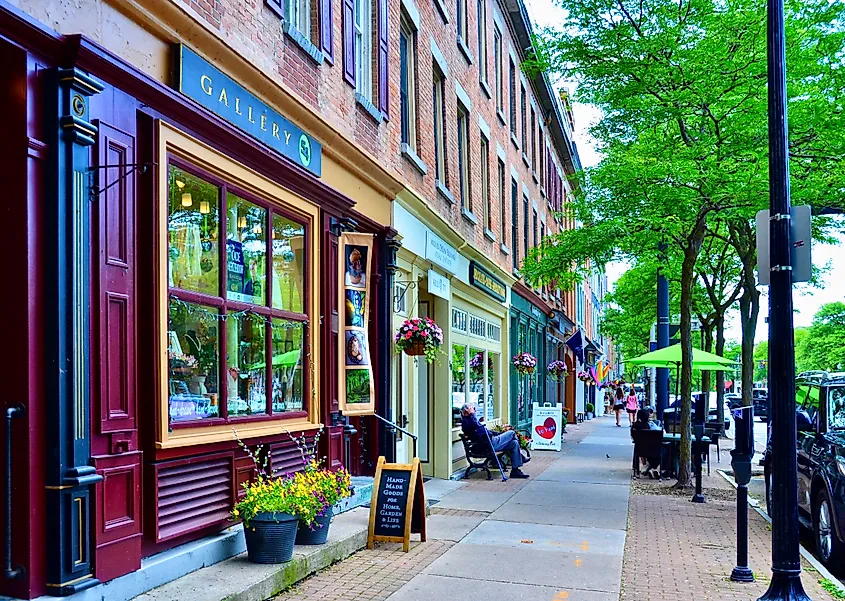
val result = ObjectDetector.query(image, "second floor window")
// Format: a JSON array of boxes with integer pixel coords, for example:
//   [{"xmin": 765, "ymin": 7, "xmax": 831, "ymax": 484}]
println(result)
[
  {"xmin": 287, "ymin": 0, "xmax": 310, "ymax": 38},
  {"xmin": 399, "ymin": 16, "xmax": 417, "ymax": 150},
  {"xmin": 457, "ymin": 103, "xmax": 470, "ymax": 209},
  {"xmin": 530, "ymin": 108, "xmax": 536, "ymax": 168},
  {"xmin": 480, "ymin": 136, "xmax": 490, "ymax": 229},
  {"xmin": 511, "ymin": 178, "xmax": 519, "ymax": 269},
  {"xmin": 457, "ymin": 0, "xmax": 468, "ymax": 41},
  {"xmin": 520, "ymin": 86, "xmax": 527, "ymax": 151},
  {"xmin": 354, "ymin": 0, "xmax": 373, "ymax": 101},
  {"xmin": 509, "ymin": 59, "xmax": 517, "ymax": 137},
  {"xmin": 522, "ymin": 194, "xmax": 529, "ymax": 264},
  {"xmin": 477, "ymin": 0, "xmax": 488, "ymax": 85},
  {"xmin": 433, "ymin": 66, "xmax": 447, "ymax": 184},
  {"xmin": 494, "ymin": 28, "xmax": 503, "ymax": 113},
  {"xmin": 498, "ymin": 159, "xmax": 506, "ymax": 241}
]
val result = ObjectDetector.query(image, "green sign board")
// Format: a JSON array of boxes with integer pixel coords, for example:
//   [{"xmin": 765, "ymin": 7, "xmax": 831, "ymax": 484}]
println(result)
[
  {"xmin": 469, "ymin": 261, "xmax": 507, "ymax": 302},
  {"xmin": 174, "ymin": 45, "xmax": 322, "ymax": 177}
]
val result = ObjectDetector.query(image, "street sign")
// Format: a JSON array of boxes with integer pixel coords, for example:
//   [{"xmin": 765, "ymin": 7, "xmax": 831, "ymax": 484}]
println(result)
[{"xmin": 755, "ymin": 205, "xmax": 812, "ymax": 286}]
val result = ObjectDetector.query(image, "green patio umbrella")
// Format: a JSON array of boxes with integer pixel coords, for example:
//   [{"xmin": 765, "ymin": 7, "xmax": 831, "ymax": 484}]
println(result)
[{"xmin": 627, "ymin": 345, "xmax": 736, "ymax": 406}]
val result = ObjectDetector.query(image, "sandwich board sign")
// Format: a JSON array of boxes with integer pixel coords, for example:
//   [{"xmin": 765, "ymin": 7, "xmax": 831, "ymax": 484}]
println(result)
[
  {"xmin": 367, "ymin": 457, "xmax": 427, "ymax": 552},
  {"xmin": 532, "ymin": 404, "xmax": 562, "ymax": 451}
]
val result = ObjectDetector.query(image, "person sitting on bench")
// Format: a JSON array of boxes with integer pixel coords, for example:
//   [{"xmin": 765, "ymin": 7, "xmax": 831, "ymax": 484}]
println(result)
[
  {"xmin": 632, "ymin": 408, "xmax": 662, "ymax": 479},
  {"xmin": 460, "ymin": 402, "xmax": 529, "ymax": 479}
]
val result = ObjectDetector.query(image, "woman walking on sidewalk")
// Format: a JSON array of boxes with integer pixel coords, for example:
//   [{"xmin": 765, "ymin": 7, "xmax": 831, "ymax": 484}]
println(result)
[
  {"xmin": 625, "ymin": 387, "xmax": 639, "ymax": 426},
  {"xmin": 614, "ymin": 386, "xmax": 625, "ymax": 427}
]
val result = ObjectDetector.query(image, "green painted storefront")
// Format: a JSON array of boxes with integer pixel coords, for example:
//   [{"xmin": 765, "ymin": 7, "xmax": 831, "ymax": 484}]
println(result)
[{"xmin": 509, "ymin": 290, "xmax": 549, "ymax": 435}]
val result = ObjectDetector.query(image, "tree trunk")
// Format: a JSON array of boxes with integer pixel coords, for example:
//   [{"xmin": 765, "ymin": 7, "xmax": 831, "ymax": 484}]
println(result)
[
  {"xmin": 677, "ymin": 243, "xmax": 702, "ymax": 488},
  {"xmin": 700, "ymin": 322, "xmax": 714, "ymax": 405},
  {"xmin": 738, "ymin": 273, "xmax": 760, "ymax": 406}
]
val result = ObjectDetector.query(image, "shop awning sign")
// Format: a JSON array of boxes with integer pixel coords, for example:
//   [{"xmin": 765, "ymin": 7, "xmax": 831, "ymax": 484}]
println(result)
[
  {"xmin": 469, "ymin": 261, "xmax": 506, "ymax": 302},
  {"xmin": 175, "ymin": 45, "xmax": 323, "ymax": 177}
]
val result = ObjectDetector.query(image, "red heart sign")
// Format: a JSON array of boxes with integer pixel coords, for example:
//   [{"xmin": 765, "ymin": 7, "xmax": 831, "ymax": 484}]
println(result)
[{"xmin": 535, "ymin": 417, "xmax": 557, "ymax": 439}]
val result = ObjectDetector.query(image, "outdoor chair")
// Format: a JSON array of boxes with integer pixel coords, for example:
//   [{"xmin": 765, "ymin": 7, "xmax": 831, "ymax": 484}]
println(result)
[
  {"xmin": 458, "ymin": 433, "xmax": 509, "ymax": 480},
  {"xmin": 631, "ymin": 429, "xmax": 664, "ymax": 478}
]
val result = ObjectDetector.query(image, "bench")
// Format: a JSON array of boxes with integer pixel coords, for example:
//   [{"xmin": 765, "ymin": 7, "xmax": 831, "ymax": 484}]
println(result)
[
  {"xmin": 631, "ymin": 429, "xmax": 664, "ymax": 478},
  {"xmin": 459, "ymin": 433, "xmax": 509, "ymax": 480}
]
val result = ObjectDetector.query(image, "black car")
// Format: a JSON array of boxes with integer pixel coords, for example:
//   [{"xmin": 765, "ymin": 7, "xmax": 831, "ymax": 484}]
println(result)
[
  {"xmin": 662, "ymin": 394, "xmax": 731, "ymax": 431},
  {"xmin": 752, "ymin": 388, "xmax": 769, "ymax": 422},
  {"xmin": 763, "ymin": 372, "xmax": 845, "ymax": 574}
]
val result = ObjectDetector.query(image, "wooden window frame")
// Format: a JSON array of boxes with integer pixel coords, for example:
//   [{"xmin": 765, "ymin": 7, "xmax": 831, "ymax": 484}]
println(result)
[
  {"xmin": 433, "ymin": 65, "xmax": 447, "ymax": 184},
  {"xmin": 480, "ymin": 134, "xmax": 490, "ymax": 230},
  {"xmin": 494, "ymin": 27, "xmax": 503, "ymax": 112},
  {"xmin": 498, "ymin": 159, "xmax": 506, "ymax": 241},
  {"xmin": 457, "ymin": 103, "xmax": 471, "ymax": 209},
  {"xmin": 477, "ymin": 0, "xmax": 488, "ymax": 85},
  {"xmin": 399, "ymin": 14, "xmax": 418, "ymax": 149}
]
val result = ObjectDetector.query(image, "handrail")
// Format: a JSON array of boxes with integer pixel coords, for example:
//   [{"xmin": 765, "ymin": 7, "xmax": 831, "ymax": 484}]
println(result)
[
  {"xmin": 5, "ymin": 404, "xmax": 24, "ymax": 580},
  {"xmin": 372, "ymin": 413, "xmax": 418, "ymax": 459}
]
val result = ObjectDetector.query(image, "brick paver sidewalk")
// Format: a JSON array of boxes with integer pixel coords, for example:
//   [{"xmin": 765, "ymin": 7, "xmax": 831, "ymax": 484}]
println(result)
[{"xmin": 621, "ymin": 474, "xmax": 839, "ymax": 600}]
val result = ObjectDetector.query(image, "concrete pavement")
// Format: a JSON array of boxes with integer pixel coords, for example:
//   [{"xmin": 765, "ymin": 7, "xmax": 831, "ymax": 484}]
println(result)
[{"xmin": 386, "ymin": 416, "xmax": 630, "ymax": 601}]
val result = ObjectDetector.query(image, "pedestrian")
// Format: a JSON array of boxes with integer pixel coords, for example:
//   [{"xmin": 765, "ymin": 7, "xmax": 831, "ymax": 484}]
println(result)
[
  {"xmin": 632, "ymin": 409, "xmax": 662, "ymax": 479},
  {"xmin": 625, "ymin": 387, "xmax": 639, "ymax": 426},
  {"xmin": 460, "ymin": 402, "xmax": 530, "ymax": 479},
  {"xmin": 614, "ymin": 386, "xmax": 625, "ymax": 427}
]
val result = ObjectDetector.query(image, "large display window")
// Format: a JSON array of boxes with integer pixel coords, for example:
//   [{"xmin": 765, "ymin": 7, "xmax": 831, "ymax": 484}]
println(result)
[
  {"xmin": 450, "ymin": 305, "xmax": 503, "ymax": 427},
  {"xmin": 157, "ymin": 123, "xmax": 320, "ymax": 448}
]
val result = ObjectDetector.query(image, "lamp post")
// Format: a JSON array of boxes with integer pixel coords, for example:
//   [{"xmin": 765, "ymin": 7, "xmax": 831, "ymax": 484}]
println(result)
[{"xmin": 757, "ymin": 0, "xmax": 811, "ymax": 598}]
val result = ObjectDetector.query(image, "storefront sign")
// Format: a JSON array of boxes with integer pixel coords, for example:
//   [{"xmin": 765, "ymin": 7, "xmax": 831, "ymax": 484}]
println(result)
[
  {"xmin": 368, "ymin": 457, "xmax": 427, "ymax": 552},
  {"xmin": 425, "ymin": 232, "xmax": 458, "ymax": 274},
  {"xmin": 427, "ymin": 270, "xmax": 450, "ymax": 300},
  {"xmin": 338, "ymin": 233, "xmax": 375, "ymax": 415},
  {"xmin": 175, "ymin": 45, "xmax": 323, "ymax": 177},
  {"xmin": 469, "ymin": 261, "xmax": 506, "ymax": 302},
  {"xmin": 532, "ymin": 404, "xmax": 562, "ymax": 451}
]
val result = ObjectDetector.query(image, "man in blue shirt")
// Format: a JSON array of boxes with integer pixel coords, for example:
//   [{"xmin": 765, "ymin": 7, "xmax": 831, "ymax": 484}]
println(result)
[{"xmin": 460, "ymin": 402, "xmax": 529, "ymax": 479}]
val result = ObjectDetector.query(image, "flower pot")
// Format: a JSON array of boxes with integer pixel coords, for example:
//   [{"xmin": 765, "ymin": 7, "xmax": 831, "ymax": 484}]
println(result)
[
  {"xmin": 244, "ymin": 512, "xmax": 299, "ymax": 564},
  {"xmin": 403, "ymin": 341, "xmax": 427, "ymax": 356},
  {"xmin": 586, "ymin": 412, "xmax": 594, "ymax": 420},
  {"xmin": 295, "ymin": 508, "xmax": 333, "ymax": 545}
]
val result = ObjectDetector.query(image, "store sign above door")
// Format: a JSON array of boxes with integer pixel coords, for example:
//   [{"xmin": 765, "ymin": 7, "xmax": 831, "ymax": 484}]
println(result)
[
  {"xmin": 469, "ymin": 261, "xmax": 507, "ymax": 302},
  {"xmin": 174, "ymin": 45, "xmax": 322, "ymax": 177}
]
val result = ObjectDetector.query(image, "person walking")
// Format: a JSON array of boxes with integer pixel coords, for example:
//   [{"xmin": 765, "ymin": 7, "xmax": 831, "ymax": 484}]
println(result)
[
  {"xmin": 614, "ymin": 386, "xmax": 625, "ymax": 427},
  {"xmin": 625, "ymin": 387, "xmax": 639, "ymax": 426}
]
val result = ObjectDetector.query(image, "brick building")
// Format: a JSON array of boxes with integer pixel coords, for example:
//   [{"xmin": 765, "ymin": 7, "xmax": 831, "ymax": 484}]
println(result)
[{"xmin": 0, "ymin": 0, "xmax": 594, "ymax": 593}]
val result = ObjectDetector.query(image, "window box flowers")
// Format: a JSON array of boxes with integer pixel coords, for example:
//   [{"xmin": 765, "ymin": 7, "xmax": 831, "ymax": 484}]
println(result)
[
  {"xmin": 395, "ymin": 317, "xmax": 443, "ymax": 362},
  {"xmin": 512, "ymin": 352, "xmax": 537, "ymax": 375},
  {"xmin": 547, "ymin": 360, "xmax": 568, "ymax": 381}
]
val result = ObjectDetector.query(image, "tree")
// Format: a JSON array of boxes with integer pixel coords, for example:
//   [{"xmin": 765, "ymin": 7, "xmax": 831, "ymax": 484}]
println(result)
[
  {"xmin": 793, "ymin": 303, "xmax": 845, "ymax": 372},
  {"xmin": 525, "ymin": 0, "xmax": 845, "ymax": 486},
  {"xmin": 753, "ymin": 341, "xmax": 768, "ymax": 384}
]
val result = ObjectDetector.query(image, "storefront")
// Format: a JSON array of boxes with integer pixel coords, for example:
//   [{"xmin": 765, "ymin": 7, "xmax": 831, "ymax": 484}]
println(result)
[
  {"xmin": 547, "ymin": 311, "xmax": 576, "ymax": 422},
  {"xmin": 0, "ymin": 25, "xmax": 397, "ymax": 599},
  {"xmin": 509, "ymin": 285, "xmax": 551, "ymax": 435},
  {"xmin": 391, "ymin": 202, "xmax": 513, "ymax": 479}
]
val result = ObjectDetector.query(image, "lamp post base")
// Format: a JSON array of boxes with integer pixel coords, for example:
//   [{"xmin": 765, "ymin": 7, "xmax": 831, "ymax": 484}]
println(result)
[
  {"xmin": 730, "ymin": 566, "xmax": 754, "ymax": 583},
  {"xmin": 691, "ymin": 493, "xmax": 705, "ymax": 504},
  {"xmin": 757, "ymin": 572, "xmax": 812, "ymax": 601}
]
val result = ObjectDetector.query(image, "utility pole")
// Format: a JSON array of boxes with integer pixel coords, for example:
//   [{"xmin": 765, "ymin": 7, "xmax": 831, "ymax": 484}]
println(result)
[
  {"xmin": 757, "ymin": 0, "xmax": 811, "ymax": 597},
  {"xmin": 656, "ymin": 243, "xmax": 670, "ymax": 421}
]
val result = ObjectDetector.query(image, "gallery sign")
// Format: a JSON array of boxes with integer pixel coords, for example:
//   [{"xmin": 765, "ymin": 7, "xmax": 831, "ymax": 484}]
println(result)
[
  {"xmin": 425, "ymin": 232, "xmax": 458, "ymax": 274},
  {"xmin": 174, "ymin": 45, "xmax": 323, "ymax": 177},
  {"xmin": 338, "ymin": 233, "xmax": 375, "ymax": 415},
  {"xmin": 469, "ymin": 261, "xmax": 506, "ymax": 302}
]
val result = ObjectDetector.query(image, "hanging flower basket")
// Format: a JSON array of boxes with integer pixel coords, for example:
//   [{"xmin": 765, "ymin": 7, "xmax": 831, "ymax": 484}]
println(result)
[
  {"xmin": 395, "ymin": 317, "xmax": 444, "ymax": 363},
  {"xmin": 512, "ymin": 352, "xmax": 537, "ymax": 376},
  {"xmin": 547, "ymin": 360, "xmax": 568, "ymax": 381}
]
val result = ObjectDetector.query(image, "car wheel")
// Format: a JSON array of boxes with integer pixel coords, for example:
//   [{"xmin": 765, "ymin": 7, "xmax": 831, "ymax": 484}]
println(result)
[{"xmin": 814, "ymin": 489, "xmax": 845, "ymax": 575}]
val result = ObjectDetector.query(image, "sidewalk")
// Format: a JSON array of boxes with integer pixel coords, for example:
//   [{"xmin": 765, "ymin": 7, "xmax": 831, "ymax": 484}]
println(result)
[{"xmin": 275, "ymin": 416, "xmax": 631, "ymax": 601}]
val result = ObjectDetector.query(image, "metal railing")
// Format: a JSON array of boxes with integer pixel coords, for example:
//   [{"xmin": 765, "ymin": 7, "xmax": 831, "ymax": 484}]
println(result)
[
  {"xmin": 5, "ymin": 405, "xmax": 24, "ymax": 580},
  {"xmin": 372, "ymin": 413, "xmax": 419, "ymax": 460}
]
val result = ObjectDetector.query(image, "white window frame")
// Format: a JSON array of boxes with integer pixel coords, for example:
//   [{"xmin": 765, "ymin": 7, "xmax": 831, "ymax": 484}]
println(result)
[
  {"xmin": 287, "ymin": 0, "xmax": 311, "ymax": 38},
  {"xmin": 452, "ymin": 307, "xmax": 468, "ymax": 332},
  {"xmin": 354, "ymin": 0, "xmax": 373, "ymax": 101}
]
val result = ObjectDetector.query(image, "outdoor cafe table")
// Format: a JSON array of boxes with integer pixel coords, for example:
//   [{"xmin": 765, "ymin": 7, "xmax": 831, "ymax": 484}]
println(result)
[{"xmin": 661, "ymin": 433, "xmax": 712, "ymax": 477}]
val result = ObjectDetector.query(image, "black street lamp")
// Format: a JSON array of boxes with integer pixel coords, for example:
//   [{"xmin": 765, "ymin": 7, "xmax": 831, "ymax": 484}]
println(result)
[{"xmin": 758, "ymin": 0, "xmax": 811, "ymax": 598}]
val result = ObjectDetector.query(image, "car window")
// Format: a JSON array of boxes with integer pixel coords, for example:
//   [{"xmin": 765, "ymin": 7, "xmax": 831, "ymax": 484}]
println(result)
[
  {"xmin": 830, "ymin": 388, "xmax": 845, "ymax": 430},
  {"xmin": 803, "ymin": 385, "xmax": 820, "ymax": 422}
]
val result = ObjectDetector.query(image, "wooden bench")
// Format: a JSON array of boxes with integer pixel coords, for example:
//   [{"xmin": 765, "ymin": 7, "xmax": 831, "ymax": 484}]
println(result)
[{"xmin": 458, "ymin": 433, "xmax": 509, "ymax": 480}]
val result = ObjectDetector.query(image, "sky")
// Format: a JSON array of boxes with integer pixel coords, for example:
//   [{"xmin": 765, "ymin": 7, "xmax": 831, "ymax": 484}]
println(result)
[{"xmin": 521, "ymin": 0, "xmax": 845, "ymax": 346}]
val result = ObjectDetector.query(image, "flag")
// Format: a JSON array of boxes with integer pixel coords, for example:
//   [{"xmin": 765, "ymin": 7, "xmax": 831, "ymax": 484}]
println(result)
[{"xmin": 565, "ymin": 330, "xmax": 585, "ymax": 365}]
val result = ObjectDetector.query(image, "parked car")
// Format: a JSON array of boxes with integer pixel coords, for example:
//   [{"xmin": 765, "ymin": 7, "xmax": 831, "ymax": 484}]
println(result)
[
  {"xmin": 763, "ymin": 372, "xmax": 845, "ymax": 574},
  {"xmin": 662, "ymin": 393, "xmax": 731, "ymax": 431},
  {"xmin": 752, "ymin": 388, "xmax": 769, "ymax": 422},
  {"xmin": 725, "ymin": 393, "xmax": 742, "ymax": 408}
]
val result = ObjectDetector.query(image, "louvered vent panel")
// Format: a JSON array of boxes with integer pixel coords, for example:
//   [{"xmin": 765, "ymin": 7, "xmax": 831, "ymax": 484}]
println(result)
[
  {"xmin": 156, "ymin": 456, "xmax": 232, "ymax": 542},
  {"xmin": 270, "ymin": 437, "xmax": 313, "ymax": 477}
]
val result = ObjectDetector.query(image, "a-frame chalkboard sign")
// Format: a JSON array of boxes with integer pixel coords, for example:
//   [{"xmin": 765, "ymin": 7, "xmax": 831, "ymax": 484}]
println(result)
[{"xmin": 367, "ymin": 457, "xmax": 427, "ymax": 552}]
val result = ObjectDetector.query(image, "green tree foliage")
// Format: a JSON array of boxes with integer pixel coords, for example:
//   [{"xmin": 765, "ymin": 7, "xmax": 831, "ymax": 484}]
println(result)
[
  {"xmin": 524, "ymin": 0, "xmax": 845, "ymax": 486},
  {"xmin": 794, "ymin": 303, "xmax": 845, "ymax": 372},
  {"xmin": 753, "ymin": 341, "xmax": 768, "ymax": 383}
]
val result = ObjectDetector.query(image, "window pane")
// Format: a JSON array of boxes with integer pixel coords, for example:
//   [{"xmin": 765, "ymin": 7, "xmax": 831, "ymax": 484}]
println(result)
[
  {"xmin": 271, "ymin": 319, "xmax": 305, "ymax": 413},
  {"xmin": 469, "ymin": 348, "xmax": 486, "ymax": 420},
  {"xmin": 400, "ymin": 30, "xmax": 409, "ymax": 144},
  {"xmin": 272, "ymin": 214, "xmax": 306, "ymax": 313},
  {"xmin": 168, "ymin": 166, "xmax": 220, "ymax": 295},
  {"xmin": 227, "ymin": 193, "xmax": 267, "ymax": 306},
  {"xmin": 168, "ymin": 299, "xmax": 220, "ymax": 422},
  {"xmin": 226, "ymin": 314, "xmax": 267, "ymax": 416},
  {"xmin": 451, "ymin": 344, "xmax": 467, "ymax": 427},
  {"xmin": 488, "ymin": 353, "xmax": 498, "ymax": 421}
]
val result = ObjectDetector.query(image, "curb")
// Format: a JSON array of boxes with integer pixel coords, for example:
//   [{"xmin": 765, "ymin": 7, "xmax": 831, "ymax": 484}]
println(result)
[{"xmin": 715, "ymin": 469, "xmax": 845, "ymax": 595}]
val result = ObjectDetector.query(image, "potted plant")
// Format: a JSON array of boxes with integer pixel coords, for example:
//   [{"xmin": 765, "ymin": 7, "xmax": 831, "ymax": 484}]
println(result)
[
  {"xmin": 512, "ymin": 352, "xmax": 537, "ymax": 375},
  {"xmin": 233, "ymin": 476, "xmax": 303, "ymax": 564},
  {"xmin": 547, "ymin": 360, "xmax": 568, "ymax": 381},
  {"xmin": 585, "ymin": 402, "xmax": 595, "ymax": 420},
  {"xmin": 394, "ymin": 317, "xmax": 443, "ymax": 362},
  {"xmin": 493, "ymin": 425, "xmax": 532, "ymax": 461},
  {"xmin": 294, "ymin": 461, "xmax": 353, "ymax": 545}
]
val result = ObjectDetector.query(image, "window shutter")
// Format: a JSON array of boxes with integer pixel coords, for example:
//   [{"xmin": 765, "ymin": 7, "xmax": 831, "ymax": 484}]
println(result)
[
  {"xmin": 377, "ymin": 0, "xmax": 389, "ymax": 116},
  {"xmin": 321, "ymin": 0, "xmax": 334, "ymax": 62},
  {"xmin": 342, "ymin": 0, "xmax": 355, "ymax": 85}
]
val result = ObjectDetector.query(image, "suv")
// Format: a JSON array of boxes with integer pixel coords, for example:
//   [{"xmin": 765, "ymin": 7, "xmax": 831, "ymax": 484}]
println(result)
[
  {"xmin": 752, "ymin": 388, "xmax": 769, "ymax": 421},
  {"xmin": 763, "ymin": 372, "xmax": 845, "ymax": 574}
]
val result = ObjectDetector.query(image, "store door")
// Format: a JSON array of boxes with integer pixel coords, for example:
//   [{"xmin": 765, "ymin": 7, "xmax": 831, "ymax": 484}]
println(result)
[
  {"xmin": 89, "ymin": 115, "xmax": 143, "ymax": 582},
  {"xmin": 417, "ymin": 301, "xmax": 432, "ymax": 476}
]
